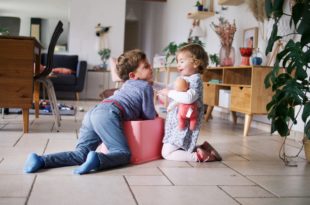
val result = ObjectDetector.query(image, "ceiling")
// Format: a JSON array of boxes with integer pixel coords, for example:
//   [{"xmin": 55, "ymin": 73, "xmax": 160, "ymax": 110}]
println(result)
[
  {"xmin": 0, "ymin": 0, "xmax": 70, "ymax": 19},
  {"xmin": 0, "ymin": 0, "xmax": 166, "ymax": 19}
]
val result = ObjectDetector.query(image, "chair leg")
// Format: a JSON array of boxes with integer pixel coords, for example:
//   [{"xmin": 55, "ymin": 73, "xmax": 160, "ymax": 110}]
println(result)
[
  {"xmin": 46, "ymin": 79, "xmax": 61, "ymax": 129},
  {"xmin": 76, "ymin": 92, "xmax": 80, "ymax": 101},
  {"xmin": 38, "ymin": 79, "xmax": 61, "ymax": 131}
]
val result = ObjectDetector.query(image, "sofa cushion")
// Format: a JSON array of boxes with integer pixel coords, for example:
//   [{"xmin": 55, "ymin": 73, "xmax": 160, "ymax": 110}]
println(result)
[
  {"xmin": 52, "ymin": 67, "xmax": 76, "ymax": 75},
  {"xmin": 51, "ymin": 74, "xmax": 76, "ymax": 85}
]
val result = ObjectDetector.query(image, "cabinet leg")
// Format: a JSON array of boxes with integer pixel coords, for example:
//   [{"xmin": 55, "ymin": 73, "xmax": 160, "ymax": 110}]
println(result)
[
  {"xmin": 33, "ymin": 82, "xmax": 40, "ymax": 118},
  {"xmin": 205, "ymin": 106, "xmax": 214, "ymax": 122},
  {"xmin": 22, "ymin": 108, "xmax": 29, "ymax": 133},
  {"xmin": 243, "ymin": 114, "xmax": 252, "ymax": 137},
  {"xmin": 231, "ymin": 111, "xmax": 237, "ymax": 124}
]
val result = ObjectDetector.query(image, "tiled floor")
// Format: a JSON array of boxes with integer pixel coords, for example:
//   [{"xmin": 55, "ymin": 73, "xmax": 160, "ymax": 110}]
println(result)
[{"xmin": 1, "ymin": 101, "xmax": 310, "ymax": 205}]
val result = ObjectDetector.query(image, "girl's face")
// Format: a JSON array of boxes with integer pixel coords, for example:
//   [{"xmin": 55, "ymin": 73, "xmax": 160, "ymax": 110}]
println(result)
[
  {"xmin": 131, "ymin": 59, "xmax": 153, "ymax": 82},
  {"xmin": 176, "ymin": 51, "xmax": 199, "ymax": 76}
]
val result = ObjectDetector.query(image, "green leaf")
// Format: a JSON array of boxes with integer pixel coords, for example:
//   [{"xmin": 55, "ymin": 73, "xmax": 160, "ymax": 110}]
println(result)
[
  {"xmin": 265, "ymin": 23, "xmax": 281, "ymax": 55},
  {"xmin": 305, "ymin": 120, "xmax": 310, "ymax": 139},
  {"xmin": 301, "ymin": 31, "xmax": 310, "ymax": 47},
  {"xmin": 264, "ymin": 71, "xmax": 273, "ymax": 88},
  {"xmin": 275, "ymin": 118, "xmax": 289, "ymax": 136},
  {"xmin": 302, "ymin": 102, "xmax": 310, "ymax": 122},
  {"xmin": 265, "ymin": 0, "xmax": 273, "ymax": 18},
  {"xmin": 273, "ymin": 0, "xmax": 284, "ymax": 18},
  {"xmin": 292, "ymin": 2, "xmax": 303, "ymax": 26},
  {"xmin": 288, "ymin": 107, "xmax": 296, "ymax": 123}
]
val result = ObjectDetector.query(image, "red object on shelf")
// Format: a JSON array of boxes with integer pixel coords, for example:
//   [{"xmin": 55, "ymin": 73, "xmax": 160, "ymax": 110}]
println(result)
[{"xmin": 239, "ymin": 47, "xmax": 253, "ymax": 66}]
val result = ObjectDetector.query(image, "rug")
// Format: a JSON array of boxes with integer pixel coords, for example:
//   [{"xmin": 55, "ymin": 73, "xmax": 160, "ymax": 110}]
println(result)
[{"xmin": 8, "ymin": 101, "xmax": 76, "ymax": 116}]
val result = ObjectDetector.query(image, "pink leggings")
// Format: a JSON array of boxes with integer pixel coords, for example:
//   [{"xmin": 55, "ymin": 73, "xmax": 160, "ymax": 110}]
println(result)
[{"xmin": 161, "ymin": 143, "xmax": 198, "ymax": 162}]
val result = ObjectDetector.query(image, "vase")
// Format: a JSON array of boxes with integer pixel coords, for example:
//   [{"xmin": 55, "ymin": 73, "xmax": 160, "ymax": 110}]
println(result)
[
  {"xmin": 239, "ymin": 47, "xmax": 253, "ymax": 66},
  {"xmin": 219, "ymin": 46, "xmax": 235, "ymax": 67}
]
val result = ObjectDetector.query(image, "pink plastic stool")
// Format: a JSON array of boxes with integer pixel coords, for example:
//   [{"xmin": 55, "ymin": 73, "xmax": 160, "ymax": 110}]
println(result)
[{"xmin": 100, "ymin": 117, "xmax": 164, "ymax": 164}]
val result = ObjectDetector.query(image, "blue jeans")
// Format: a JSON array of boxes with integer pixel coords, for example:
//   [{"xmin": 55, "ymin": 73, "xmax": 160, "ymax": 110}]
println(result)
[{"xmin": 42, "ymin": 103, "xmax": 131, "ymax": 170}]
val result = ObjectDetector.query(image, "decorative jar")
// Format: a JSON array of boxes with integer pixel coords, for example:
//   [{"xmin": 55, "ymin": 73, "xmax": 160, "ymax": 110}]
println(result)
[{"xmin": 219, "ymin": 46, "xmax": 235, "ymax": 66}]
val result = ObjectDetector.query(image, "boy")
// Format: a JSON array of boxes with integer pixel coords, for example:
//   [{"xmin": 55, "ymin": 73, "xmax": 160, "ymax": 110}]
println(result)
[{"xmin": 24, "ymin": 49, "xmax": 156, "ymax": 174}]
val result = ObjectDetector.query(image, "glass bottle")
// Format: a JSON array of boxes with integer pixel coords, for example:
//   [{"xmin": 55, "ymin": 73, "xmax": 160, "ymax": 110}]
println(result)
[{"xmin": 251, "ymin": 48, "xmax": 263, "ymax": 66}]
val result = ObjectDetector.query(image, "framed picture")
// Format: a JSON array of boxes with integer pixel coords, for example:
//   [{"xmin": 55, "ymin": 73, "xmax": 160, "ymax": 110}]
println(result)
[{"xmin": 243, "ymin": 27, "xmax": 258, "ymax": 48}]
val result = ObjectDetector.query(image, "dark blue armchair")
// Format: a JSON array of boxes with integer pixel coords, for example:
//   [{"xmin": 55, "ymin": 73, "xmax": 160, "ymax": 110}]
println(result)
[{"xmin": 41, "ymin": 54, "xmax": 87, "ymax": 100}]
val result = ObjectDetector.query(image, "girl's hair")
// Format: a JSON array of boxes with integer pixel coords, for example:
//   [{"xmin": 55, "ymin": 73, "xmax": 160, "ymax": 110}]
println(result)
[
  {"xmin": 176, "ymin": 44, "xmax": 209, "ymax": 74},
  {"xmin": 117, "ymin": 49, "xmax": 146, "ymax": 81}
]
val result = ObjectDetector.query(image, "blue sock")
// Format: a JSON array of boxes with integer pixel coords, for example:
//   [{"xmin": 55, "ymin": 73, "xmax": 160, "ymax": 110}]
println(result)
[
  {"xmin": 73, "ymin": 151, "xmax": 100, "ymax": 175},
  {"xmin": 24, "ymin": 153, "xmax": 44, "ymax": 173}
]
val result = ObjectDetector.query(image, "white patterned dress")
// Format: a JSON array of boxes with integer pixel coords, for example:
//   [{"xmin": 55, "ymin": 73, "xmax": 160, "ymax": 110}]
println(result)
[{"xmin": 162, "ymin": 73, "xmax": 204, "ymax": 152}]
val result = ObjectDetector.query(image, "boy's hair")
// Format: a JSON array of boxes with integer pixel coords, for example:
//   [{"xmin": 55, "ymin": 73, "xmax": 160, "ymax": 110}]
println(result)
[
  {"xmin": 116, "ymin": 49, "xmax": 147, "ymax": 81},
  {"xmin": 176, "ymin": 44, "xmax": 209, "ymax": 74}
]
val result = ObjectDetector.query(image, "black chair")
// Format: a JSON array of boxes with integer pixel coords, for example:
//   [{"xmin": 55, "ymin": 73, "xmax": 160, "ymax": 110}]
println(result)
[
  {"xmin": 34, "ymin": 21, "xmax": 63, "ymax": 131},
  {"xmin": 40, "ymin": 54, "xmax": 87, "ymax": 100}
]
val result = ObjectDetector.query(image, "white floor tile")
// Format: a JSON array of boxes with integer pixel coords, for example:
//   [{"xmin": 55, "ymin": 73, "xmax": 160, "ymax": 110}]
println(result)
[
  {"xmin": 28, "ymin": 175, "xmax": 136, "ymax": 205},
  {"xmin": 131, "ymin": 186, "xmax": 239, "ymax": 205},
  {"xmin": 1, "ymin": 100, "xmax": 310, "ymax": 204},
  {"xmin": 237, "ymin": 198, "xmax": 310, "ymax": 205},
  {"xmin": 249, "ymin": 175, "xmax": 310, "ymax": 197},
  {"xmin": 161, "ymin": 167, "xmax": 255, "ymax": 185}
]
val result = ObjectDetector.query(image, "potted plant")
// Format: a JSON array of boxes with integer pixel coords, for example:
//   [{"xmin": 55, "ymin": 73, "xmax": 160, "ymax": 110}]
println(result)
[
  {"xmin": 209, "ymin": 53, "xmax": 220, "ymax": 67},
  {"xmin": 264, "ymin": 0, "xmax": 310, "ymax": 164},
  {"xmin": 195, "ymin": 1, "xmax": 204, "ymax": 11},
  {"xmin": 98, "ymin": 48, "xmax": 111, "ymax": 69},
  {"xmin": 163, "ymin": 40, "xmax": 204, "ymax": 67}
]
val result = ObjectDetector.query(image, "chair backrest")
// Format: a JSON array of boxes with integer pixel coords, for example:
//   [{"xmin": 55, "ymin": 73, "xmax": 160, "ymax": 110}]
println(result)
[{"xmin": 34, "ymin": 21, "xmax": 63, "ymax": 80}]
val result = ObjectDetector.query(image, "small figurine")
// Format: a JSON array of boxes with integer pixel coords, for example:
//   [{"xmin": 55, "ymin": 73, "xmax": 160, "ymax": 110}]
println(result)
[{"xmin": 168, "ymin": 77, "xmax": 198, "ymax": 131}]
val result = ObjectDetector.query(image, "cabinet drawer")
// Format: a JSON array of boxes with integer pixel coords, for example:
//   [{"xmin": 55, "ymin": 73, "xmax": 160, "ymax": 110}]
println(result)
[
  {"xmin": 230, "ymin": 86, "xmax": 251, "ymax": 113},
  {"xmin": 203, "ymin": 83, "xmax": 219, "ymax": 106}
]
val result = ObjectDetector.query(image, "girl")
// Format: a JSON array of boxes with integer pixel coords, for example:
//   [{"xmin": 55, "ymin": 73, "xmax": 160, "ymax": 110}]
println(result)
[{"xmin": 158, "ymin": 44, "xmax": 221, "ymax": 162}]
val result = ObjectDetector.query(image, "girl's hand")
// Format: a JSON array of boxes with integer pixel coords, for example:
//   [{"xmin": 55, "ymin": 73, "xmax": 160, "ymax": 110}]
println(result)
[{"xmin": 158, "ymin": 88, "xmax": 170, "ymax": 96}]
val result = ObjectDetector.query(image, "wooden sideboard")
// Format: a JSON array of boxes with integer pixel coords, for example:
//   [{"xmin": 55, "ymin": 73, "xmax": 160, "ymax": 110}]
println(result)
[
  {"xmin": 0, "ymin": 36, "xmax": 41, "ymax": 133},
  {"xmin": 203, "ymin": 66, "xmax": 273, "ymax": 136}
]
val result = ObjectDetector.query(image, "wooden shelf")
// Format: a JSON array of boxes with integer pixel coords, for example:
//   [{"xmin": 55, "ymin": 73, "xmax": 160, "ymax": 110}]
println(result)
[
  {"xmin": 218, "ymin": 0, "xmax": 244, "ymax": 5},
  {"xmin": 203, "ymin": 66, "xmax": 273, "ymax": 136},
  {"xmin": 187, "ymin": 11, "xmax": 214, "ymax": 20}
]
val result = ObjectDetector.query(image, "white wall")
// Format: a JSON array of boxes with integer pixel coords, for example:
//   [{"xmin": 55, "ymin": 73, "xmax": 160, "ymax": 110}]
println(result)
[
  {"xmin": 68, "ymin": 0, "xmax": 126, "ymax": 67},
  {"xmin": 139, "ymin": 0, "xmax": 273, "ymax": 127},
  {"xmin": 140, "ymin": 0, "xmax": 267, "ymax": 65}
]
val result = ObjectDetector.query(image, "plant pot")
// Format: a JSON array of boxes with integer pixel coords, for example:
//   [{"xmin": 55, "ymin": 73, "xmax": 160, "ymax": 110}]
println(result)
[
  {"xmin": 304, "ymin": 138, "xmax": 310, "ymax": 162},
  {"xmin": 197, "ymin": 5, "xmax": 203, "ymax": 11}
]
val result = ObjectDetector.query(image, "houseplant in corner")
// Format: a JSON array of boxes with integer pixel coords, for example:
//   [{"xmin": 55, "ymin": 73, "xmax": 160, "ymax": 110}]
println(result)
[
  {"xmin": 98, "ymin": 48, "xmax": 111, "ymax": 69},
  {"xmin": 195, "ymin": 1, "xmax": 204, "ymax": 11},
  {"xmin": 264, "ymin": 0, "xmax": 310, "ymax": 164}
]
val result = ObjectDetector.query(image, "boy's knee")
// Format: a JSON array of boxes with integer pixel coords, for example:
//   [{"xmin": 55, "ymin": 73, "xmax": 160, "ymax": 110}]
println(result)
[{"xmin": 120, "ymin": 150, "xmax": 131, "ymax": 163}]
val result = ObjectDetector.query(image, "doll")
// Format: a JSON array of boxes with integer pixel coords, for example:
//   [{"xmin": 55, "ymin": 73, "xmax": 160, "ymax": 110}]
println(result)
[{"xmin": 167, "ymin": 77, "xmax": 198, "ymax": 130}]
